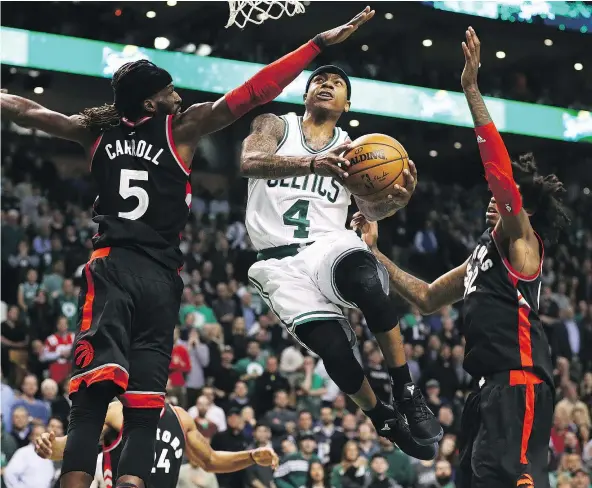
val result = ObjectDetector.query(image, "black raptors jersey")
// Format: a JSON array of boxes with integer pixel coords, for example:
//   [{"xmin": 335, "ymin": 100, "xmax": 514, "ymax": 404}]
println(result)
[
  {"xmin": 462, "ymin": 229, "xmax": 553, "ymax": 385},
  {"xmin": 102, "ymin": 403, "xmax": 186, "ymax": 488},
  {"xmin": 90, "ymin": 115, "xmax": 191, "ymax": 269}
]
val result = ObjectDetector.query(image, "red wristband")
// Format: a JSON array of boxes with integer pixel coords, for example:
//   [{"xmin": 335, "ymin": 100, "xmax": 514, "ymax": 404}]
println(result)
[{"xmin": 225, "ymin": 40, "xmax": 321, "ymax": 118}]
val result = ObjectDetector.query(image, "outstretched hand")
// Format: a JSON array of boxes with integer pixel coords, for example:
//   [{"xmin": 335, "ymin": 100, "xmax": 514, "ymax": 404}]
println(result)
[
  {"xmin": 319, "ymin": 6, "xmax": 375, "ymax": 46},
  {"xmin": 34, "ymin": 431, "xmax": 55, "ymax": 459},
  {"xmin": 251, "ymin": 447, "xmax": 280, "ymax": 470},
  {"xmin": 311, "ymin": 140, "xmax": 352, "ymax": 180},
  {"xmin": 351, "ymin": 212, "xmax": 378, "ymax": 249},
  {"xmin": 461, "ymin": 26, "xmax": 481, "ymax": 90}
]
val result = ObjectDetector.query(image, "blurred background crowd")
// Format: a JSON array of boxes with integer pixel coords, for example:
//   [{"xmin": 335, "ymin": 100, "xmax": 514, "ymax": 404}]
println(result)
[{"xmin": 1, "ymin": 2, "xmax": 592, "ymax": 488}]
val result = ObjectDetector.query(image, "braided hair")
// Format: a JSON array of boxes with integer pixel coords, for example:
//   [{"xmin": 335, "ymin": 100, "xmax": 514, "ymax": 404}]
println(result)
[{"xmin": 513, "ymin": 153, "xmax": 570, "ymax": 244}]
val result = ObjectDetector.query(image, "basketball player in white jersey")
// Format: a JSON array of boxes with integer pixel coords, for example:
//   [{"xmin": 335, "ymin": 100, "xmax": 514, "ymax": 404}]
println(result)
[{"xmin": 240, "ymin": 65, "xmax": 442, "ymax": 455}]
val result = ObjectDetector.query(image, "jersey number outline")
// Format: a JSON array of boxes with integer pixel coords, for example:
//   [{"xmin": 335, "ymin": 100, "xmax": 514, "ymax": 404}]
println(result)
[
  {"xmin": 119, "ymin": 169, "xmax": 149, "ymax": 220},
  {"xmin": 152, "ymin": 448, "xmax": 171, "ymax": 474},
  {"xmin": 282, "ymin": 199, "xmax": 310, "ymax": 238}
]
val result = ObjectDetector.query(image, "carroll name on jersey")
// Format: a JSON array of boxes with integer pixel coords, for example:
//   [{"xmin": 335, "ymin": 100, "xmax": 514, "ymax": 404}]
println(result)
[{"xmin": 104, "ymin": 139, "xmax": 164, "ymax": 165}]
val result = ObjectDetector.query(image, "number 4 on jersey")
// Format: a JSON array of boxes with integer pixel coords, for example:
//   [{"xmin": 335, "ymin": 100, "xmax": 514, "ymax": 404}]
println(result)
[{"xmin": 283, "ymin": 199, "xmax": 310, "ymax": 238}]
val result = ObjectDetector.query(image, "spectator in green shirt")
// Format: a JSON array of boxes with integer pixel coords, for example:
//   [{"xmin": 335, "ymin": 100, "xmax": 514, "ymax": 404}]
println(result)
[
  {"xmin": 55, "ymin": 279, "xmax": 78, "ymax": 332},
  {"xmin": 295, "ymin": 357, "xmax": 327, "ymax": 418},
  {"xmin": 377, "ymin": 437, "xmax": 415, "ymax": 487},
  {"xmin": 41, "ymin": 260, "xmax": 65, "ymax": 302},
  {"xmin": 274, "ymin": 431, "xmax": 320, "ymax": 488},
  {"xmin": 233, "ymin": 340, "xmax": 265, "ymax": 392},
  {"xmin": 179, "ymin": 290, "xmax": 217, "ymax": 329}
]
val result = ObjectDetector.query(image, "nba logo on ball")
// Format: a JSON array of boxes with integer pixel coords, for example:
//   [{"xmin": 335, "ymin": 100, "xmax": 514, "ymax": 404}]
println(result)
[{"xmin": 343, "ymin": 133, "xmax": 410, "ymax": 202}]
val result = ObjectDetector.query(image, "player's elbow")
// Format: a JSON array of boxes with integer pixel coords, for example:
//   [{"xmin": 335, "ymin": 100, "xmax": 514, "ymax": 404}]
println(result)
[{"xmin": 239, "ymin": 152, "xmax": 261, "ymax": 178}]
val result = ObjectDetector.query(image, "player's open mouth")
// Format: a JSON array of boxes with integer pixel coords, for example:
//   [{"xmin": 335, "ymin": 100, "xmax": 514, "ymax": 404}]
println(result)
[{"xmin": 317, "ymin": 91, "xmax": 334, "ymax": 100}]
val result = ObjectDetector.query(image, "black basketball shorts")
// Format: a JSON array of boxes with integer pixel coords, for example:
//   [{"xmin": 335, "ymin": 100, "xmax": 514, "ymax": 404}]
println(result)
[
  {"xmin": 70, "ymin": 247, "xmax": 183, "ymax": 409},
  {"xmin": 457, "ymin": 370, "xmax": 553, "ymax": 488}
]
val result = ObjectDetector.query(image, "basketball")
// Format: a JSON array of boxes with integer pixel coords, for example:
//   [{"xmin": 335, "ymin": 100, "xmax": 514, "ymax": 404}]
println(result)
[{"xmin": 343, "ymin": 133, "xmax": 409, "ymax": 201}]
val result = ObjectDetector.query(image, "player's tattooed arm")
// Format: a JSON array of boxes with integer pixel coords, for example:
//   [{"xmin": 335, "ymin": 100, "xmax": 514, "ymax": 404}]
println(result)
[
  {"xmin": 240, "ymin": 113, "xmax": 351, "ymax": 179},
  {"xmin": 176, "ymin": 407, "xmax": 279, "ymax": 472},
  {"xmin": 0, "ymin": 93, "xmax": 93, "ymax": 147},
  {"xmin": 353, "ymin": 161, "xmax": 417, "ymax": 221},
  {"xmin": 352, "ymin": 213, "xmax": 468, "ymax": 313}
]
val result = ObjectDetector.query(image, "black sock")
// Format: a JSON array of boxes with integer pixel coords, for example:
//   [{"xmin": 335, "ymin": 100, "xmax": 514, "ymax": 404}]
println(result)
[
  {"xmin": 363, "ymin": 399, "xmax": 393, "ymax": 424},
  {"xmin": 389, "ymin": 364, "xmax": 413, "ymax": 401}
]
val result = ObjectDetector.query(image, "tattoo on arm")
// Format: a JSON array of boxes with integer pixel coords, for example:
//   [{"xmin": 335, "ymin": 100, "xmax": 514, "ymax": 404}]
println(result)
[
  {"xmin": 373, "ymin": 249, "xmax": 467, "ymax": 314},
  {"xmin": 240, "ymin": 114, "xmax": 311, "ymax": 179},
  {"xmin": 463, "ymin": 87, "xmax": 492, "ymax": 127},
  {"xmin": 354, "ymin": 197, "xmax": 400, "ymax": 222}
]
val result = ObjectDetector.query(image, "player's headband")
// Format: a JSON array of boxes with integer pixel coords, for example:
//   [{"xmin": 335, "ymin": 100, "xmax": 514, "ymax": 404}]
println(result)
[
  {"xmin": 112, "ymin": 60, "xmax": 173, "ymax": 115},
  {"xmin": 305, "ymin": 65, "xmax": 351, "ymax": 100}
]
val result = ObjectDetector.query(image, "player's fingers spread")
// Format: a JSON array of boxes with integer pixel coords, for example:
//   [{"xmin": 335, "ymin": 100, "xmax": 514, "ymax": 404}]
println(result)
[
  {"xmin": 409, "ymin": 160, "xmax": 417, "ymax": 178},
  {"xmin": 349, "ymin": 6, "xmax": 370, "ymax": 25},
  {"xmin": 337, "ymin": 157, "xmax": 350, "ymax": 168},
  {"xmin": 402, "ymin": 168, "xmax": 415, "ymax": 190}
]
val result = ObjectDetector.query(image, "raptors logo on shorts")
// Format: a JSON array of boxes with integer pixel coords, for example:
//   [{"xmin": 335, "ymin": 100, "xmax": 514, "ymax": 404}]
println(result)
[{"xmin": 74, "ymin": 340, "xmax": 95, "ymax": 369}]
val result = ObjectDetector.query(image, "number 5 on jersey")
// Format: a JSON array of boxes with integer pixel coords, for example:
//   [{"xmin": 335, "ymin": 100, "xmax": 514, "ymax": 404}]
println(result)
[
  {"xmin": 119, "ymin": 169, "xmax": 149, "ymax": 220},
  {"xmin": 283, "ymin": 199, "xmax": 310, "ymax": 238}
]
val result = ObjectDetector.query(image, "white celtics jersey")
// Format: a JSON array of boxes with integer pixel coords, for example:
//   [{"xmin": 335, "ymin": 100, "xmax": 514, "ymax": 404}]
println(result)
[{"xmin": 246, "ymin": 113, "xmax": 351, "ymax": 250}]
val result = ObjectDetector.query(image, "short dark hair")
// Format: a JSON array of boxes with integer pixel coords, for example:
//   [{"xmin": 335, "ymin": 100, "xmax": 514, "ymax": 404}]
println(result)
[{"xmin": 512, "ymin": 153, "xmax": 570, "ymax": 244}]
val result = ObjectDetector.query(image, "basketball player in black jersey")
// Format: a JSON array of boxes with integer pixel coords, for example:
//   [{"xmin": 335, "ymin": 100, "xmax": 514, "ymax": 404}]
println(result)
[
  {"xmin": 1, "ymin": 9, "xmax": 374, "ymax": 488},
  {"xmin": 34, "ymin": 400, "xmax": 279, "ymax": 488},
  {"xmin": 352, "ymin": 28, "xmax": 570, "ymax": 488}
]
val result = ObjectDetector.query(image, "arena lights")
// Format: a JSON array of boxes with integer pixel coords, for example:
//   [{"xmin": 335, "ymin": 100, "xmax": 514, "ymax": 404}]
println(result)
[
  {"xmin": 361, "ymin": 44, "xmax": 369, "ymax": 52},
  {"xmin": 496, "ymin": 51, "xmax": 506, "ymax": 59},
  {"xmin": 384, "ymin": 12, "xmax": 394, "ymax": 20},
  {"xmin": 349, "ymin": 120, "xmax": 360, "ymax": 127},
  {"xmin": 33, "ymin": 86, "xmax": 44, "ymax": 94},
  {"xmin": 584, "ymin": 188, "xmax": 590, "ymax": 196},
  {"xmin": 196, "ymin": 44, "xmax": 213, "ymax": 56},
  {"xmin": 422, "ymin": 39, "xmax": 433, "ymax": 47},
  {"xmin": 544, "ymin": 39, "xmax": 553, "ymax": 46},
  {"xmin": 166, "ymin": 0, "xmax": 177, "ymax": 6},
  {"xmin": 454, "ymin": 142, "xmax": 462, "ymax": 149},
  {"xmin": 574, "ymin": 63, "xmax": 583, "ymax": 71},
  {"xmin": 429, "ymin": 150, "xmax": 438, "ymax": 157},
  {"xmin": 154, "ymin": 37, "xmax": 170, "ymax": 50},
  {"xmin": 114, "ymin": 9, "xmax": 122, "ymax": 17},
  {"xmin": 181, "ymin": 43, "xmax": 197, "ymax": 54},
  {"xmin": 146, "ymin": 10, "xmax": 156, "ymax": 18}
]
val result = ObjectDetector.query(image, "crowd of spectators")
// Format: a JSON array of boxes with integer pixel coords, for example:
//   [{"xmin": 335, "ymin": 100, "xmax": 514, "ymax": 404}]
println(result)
[{"xmin": 1, "ymin": 127, "xmax": 591, "ymax": 488}]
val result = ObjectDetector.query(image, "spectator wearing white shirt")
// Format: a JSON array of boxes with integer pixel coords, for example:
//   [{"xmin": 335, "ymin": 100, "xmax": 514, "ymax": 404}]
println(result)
[
  {"xmin": 4, "ymin": 424, "xmax": 55, "ymax": 488},
  {"xmin": 188, "ymin": 386, "xmax": 227, "ymax": 433}
]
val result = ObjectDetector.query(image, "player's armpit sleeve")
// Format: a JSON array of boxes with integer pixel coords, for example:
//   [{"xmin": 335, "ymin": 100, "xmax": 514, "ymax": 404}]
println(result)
[
  {"xmin": 475, "ymin": 122, "xmax": 522, "ymax": 216},
  {"xmin": 225, "ymin": 40, "xmax": 322, "ymax": 118}
]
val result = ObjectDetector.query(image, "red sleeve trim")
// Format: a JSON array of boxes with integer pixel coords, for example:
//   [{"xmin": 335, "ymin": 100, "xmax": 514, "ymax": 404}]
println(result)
[
  {"xmin": 166, "ymin": 115, "xmax": 191, "ymax": 176},
  {"xmin": 89, "ymin": 133, "xmax": 104, "ymax": 171},
  {"xmin": 492, "ymin": 229, "xmax": 545, "ymax": 282}
]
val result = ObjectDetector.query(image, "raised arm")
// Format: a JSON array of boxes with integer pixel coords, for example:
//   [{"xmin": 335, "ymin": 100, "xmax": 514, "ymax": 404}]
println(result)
[
  {"xmin": 173, "ymin": 7, "xmax": 374, "ymax": 157},
  {"xmin": 351, "ymin": 213, "xmax": 467, "ymax": 314},
  {"xmin": 176, "ymin": 407, "xmax": 279, "ymax": 473},
  {"xmin": 461, "ymin": 28, "xmax": 538, "ymax": 259},
  {"xmin": 1, "ymin": 93, "xmax": 93, "ymax": 148}
]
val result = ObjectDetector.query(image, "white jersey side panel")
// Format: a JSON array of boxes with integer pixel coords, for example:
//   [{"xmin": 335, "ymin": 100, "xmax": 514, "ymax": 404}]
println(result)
[{"xmin": 246, "ymin": 113, "xmax": 350, "ymax": 250}]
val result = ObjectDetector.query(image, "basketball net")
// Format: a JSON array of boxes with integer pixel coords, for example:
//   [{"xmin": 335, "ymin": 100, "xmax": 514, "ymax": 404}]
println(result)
[{"xmin": 226, "ymin": 0, "xmax": 306, "ymax": 29}]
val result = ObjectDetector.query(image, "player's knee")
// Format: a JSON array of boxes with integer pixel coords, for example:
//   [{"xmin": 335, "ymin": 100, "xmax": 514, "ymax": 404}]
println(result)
[
  {"xmin": 296, "ymin": 320, "xmax": 364, "ymax": 395},
  {"xmin": 334, "ymin": 251, "xmax": 399, "ymax": 334}
]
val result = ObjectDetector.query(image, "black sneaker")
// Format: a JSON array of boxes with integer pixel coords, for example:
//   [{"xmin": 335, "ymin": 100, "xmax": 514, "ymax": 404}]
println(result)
[
  {"xmin": 395, "ymin": 382, "xmax": 443, "ymax": 446},
  {"xmin": 377, "ymin": 407, "xmax": 438, "ymax": 461}
]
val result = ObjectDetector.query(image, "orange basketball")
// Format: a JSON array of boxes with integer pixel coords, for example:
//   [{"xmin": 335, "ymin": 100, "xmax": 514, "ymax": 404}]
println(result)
[{"xmin": 343, "ymin": 133, "xmax": 409, "ymax": 201}]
